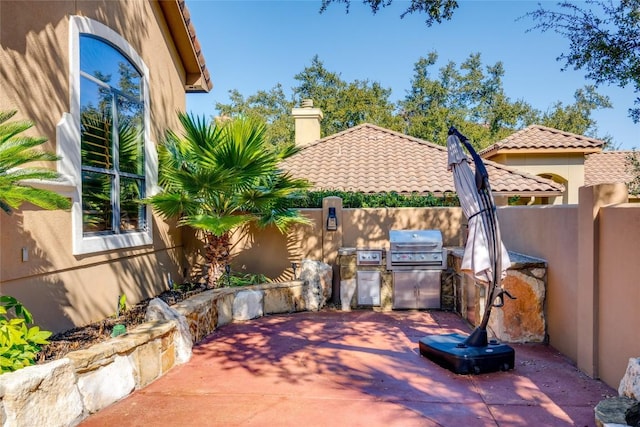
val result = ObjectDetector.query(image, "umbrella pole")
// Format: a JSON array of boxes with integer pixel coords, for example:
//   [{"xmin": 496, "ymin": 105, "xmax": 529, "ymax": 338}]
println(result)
[
  {"xmin": 454, "ymin": 128, "xmax": 504, "ymax": 348},
  {"xmin": 418, "ymin": 126, "xmax": 515, "ymax": 375},
  {"xmin": 463, "ymin": 187, "xmax": 500, "ymax": 347}
]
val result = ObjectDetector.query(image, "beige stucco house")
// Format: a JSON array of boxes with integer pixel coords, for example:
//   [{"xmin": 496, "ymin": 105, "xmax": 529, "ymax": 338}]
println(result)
[
  {"xmin": 480, "ymin": 125, "xmax": 640, "ymax": 204},
  {"xmin": 0, "ymin": 0, "xmax": 211, "ymax": 332}
]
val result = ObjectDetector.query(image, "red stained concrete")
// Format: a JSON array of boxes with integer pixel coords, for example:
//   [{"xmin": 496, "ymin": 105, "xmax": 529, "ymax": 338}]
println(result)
[{"xmin": 80, "ymin": 310, "xmax": 615, "ymax": 427}]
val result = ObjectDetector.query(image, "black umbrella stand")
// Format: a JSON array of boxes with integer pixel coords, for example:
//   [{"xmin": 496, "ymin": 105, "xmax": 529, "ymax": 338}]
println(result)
[{"xmin": 418, "ymin": 127, "xmax": 515, "ymax": 375}]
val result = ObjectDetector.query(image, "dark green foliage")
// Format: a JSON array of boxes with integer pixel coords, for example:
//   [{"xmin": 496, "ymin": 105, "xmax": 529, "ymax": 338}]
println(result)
[
  {"xmin": 218, "ymin": 272, "xmax": 272, "ymax": 288},
  {"xmin": 217, "ymin": 51, "xmax": 612, "ymax": 152},
  {"xmin": 400, "ymin": 52, "xmax": 609, "ymax": 149},
  {"xmin": 286, "ymin": 190, "xmax": 458, "ymax": 208},
  {"xmin": 527, "ymin": 0, "xmax": 640, "ymax": 122},
  {"xmin": 319, "ymin": 0, "xmax": 459, "ymax": 26},
  {"xmin": 292, "ymin": 56, "xmax": 404, "ymax": 137}
]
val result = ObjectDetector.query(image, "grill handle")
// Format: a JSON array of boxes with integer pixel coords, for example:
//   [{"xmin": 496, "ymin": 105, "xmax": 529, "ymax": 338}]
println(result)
[{"xmin": 392, "ymin": 244, "xmax": 438, "ymax": 250}]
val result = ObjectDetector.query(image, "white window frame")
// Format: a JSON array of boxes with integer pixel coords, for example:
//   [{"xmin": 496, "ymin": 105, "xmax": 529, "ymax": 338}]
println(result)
[{"xmin": 57, "ymin": 16, "xmax": 157, "ymax": 255}]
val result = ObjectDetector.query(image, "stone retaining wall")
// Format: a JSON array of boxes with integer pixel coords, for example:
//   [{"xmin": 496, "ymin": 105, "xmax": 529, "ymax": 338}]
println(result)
[
  {"xmin": 0, "ymin": 279, "xmax": 326, "ymax": 427},
  {"xmin": 448, "ymin": 248, "xmax": 548, "ymax": 343}
]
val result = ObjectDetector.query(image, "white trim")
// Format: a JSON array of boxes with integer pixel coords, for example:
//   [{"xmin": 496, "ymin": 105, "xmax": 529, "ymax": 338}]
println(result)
[{"xmin": 61, "ymin": 16, "xmax": 156, "ymax": 255}]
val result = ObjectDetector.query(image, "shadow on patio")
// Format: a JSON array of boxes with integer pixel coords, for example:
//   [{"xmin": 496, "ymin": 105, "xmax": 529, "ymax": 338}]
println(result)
[{"xmin": 80, "ymin": 310, "xmax": 615, "ymax": 427}]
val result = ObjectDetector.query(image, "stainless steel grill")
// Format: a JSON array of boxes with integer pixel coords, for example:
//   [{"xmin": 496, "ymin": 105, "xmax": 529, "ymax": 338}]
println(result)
[
  {"xmin": 387, "ymin": 229, "xmax": 447, "ymax": 271},
  {"xmin": 387, "ymin": 229, "xmax": 446, "ymax": 310}
]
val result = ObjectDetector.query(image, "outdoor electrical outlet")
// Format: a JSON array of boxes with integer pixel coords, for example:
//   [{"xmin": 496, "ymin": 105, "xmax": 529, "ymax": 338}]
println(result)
[{"xmin": 21, "ymin": 247, "xmax": 28, "ymax": 262}]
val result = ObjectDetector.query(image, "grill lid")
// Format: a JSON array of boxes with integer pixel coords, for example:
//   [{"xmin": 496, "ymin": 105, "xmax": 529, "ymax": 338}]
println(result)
[
  {"xmin": 389, "ymin": 229, "xmax": 443, "ymax": 250},
  {"xmin": 387, "ymin": 229, "xmax": 446, "ymax": 270}
]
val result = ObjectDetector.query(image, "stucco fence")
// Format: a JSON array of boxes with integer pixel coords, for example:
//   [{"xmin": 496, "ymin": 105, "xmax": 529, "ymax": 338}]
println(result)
[{"xmin": 0, "ymin": 260, "xmax": 331, "ymax": 427}]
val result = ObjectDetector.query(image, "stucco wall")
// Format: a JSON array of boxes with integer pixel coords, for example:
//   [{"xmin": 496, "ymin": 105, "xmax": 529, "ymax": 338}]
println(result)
[
  {"xmin": 598, "ymin": 204, "xmax": 640, "ymax": 388},
  {"xmin": 230, "ymin": 207, "xmax": 465, "ymax": 282},
  {"xmin": 0, "ymin": 1, "xmax": 192, "ymax": 332},
  {"xmin": 495, "ymin": 153, "xmax": 586, "ymax": 204},
  {"xmin": 498, "ymin": 205, "xmax": 579, "ymax": 361}
]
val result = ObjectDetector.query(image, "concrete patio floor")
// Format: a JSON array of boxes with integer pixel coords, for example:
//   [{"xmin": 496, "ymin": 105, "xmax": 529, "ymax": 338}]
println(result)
[{"xmin": 80, "ymin": 309, "xmax": 615, "ymax": 426}]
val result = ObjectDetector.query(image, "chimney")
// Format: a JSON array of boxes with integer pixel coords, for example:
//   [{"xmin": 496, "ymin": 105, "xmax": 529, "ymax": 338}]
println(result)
[{"xmin": 291, "ymin": 99, "xmax": 323, "ymax": 147}]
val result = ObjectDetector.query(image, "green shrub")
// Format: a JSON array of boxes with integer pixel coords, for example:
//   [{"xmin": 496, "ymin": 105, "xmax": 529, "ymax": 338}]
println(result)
[
  {"xmin": 286, "ymin": 190, "xmax": 459, "ymax": 208},
  {"xmin": 218, "ymin": 272, "xmax": 272, "ymax": 288},
  {"xmin": 0, "ymin": 296, "xmax": 52, "ymax": 373}
]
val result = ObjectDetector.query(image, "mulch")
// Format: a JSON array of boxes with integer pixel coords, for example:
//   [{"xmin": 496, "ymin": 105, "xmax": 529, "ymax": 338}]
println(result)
[{"xmin": 37, "ymin": 286, "xmax": 206, "ymax": 363}]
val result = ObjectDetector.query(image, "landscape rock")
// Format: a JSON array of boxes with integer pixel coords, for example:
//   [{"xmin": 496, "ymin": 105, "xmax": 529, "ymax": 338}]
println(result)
[
  {"xmin": 626, "ymin": 401, "xmax": 640, "ymax": 427},
  {"xmin": 146, "ymin": 297, "xmax": 193, "ymax": 363},
  {"xmin": 595, "ymin": 396, "xmax": 637, "ymax": 427},
  {"xmin": 488, "ymin": 269, "xmax": 546, "ymax": 342},
  {"xmin": 263, "ymin": 284, "xmax": 304, "ymax": 314},
  {"xmin": 300, "ymin": 259, "xmax": 332, "ymax": 311},
  {"xmin": 619, "ymin": 357, "xmax": 640, "ymax": 400},
  {"xmin": 233, "ymin": 290, "xmax": 264, "ymax": 320},
  {"xmin": 77, "ymin": 355, "xmax": 135, "ymax": 413},
  {"xmin": 0, "ymin": 358, "xmax": 84, "ymax": 427}
]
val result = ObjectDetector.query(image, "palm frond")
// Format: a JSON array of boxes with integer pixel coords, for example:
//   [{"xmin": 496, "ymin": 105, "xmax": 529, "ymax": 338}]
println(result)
[
  {"xmin": 0, "ymin": 185, "xmax": 70, "ymax": 211},
  {"xmin": 154, "ymin": 113, "xmax": 312, "ymax": 285},
  {"xmin": 254, "ymin": 208, "xmax": 312, "ymax": 232},
  {"xmin": 146, "ymin": 192, "xmax": 197, "ymax": 220},
  {"xmin": 183, "ymin": 213, "xmax": 255, "ymax": 236},
  {"xmin": 0, "ymin": 110, "xmax": 70, "ymax": 214}
]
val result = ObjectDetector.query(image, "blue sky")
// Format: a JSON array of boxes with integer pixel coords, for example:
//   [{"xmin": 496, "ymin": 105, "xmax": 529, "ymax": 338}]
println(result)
[{"xmin": 185, "ymin": 0, "xmax": 639, "ymax": 149}]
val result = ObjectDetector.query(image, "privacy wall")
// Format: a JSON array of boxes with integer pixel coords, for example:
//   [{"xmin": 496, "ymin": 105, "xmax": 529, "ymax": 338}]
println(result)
[{"xmin": 234, "ymin": 187, "xmax": 638, "ymax": 390}]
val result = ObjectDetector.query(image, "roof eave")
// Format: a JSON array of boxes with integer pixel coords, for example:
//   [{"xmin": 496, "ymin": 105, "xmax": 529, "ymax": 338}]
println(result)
[
  {"xmin": 158, "ymin": 0, "xmax": 213, "ymax": 93},
  {"xmin": 483, "ymin": 147, "xmax": 602, "ymax": 158},
  {"xmin": 495, "ymin": 191, "xmax": 565, "ymax": 197}
]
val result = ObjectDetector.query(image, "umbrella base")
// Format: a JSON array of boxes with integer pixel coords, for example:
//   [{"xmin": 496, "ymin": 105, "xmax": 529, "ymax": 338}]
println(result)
[{"xmin": 419, "ymin": 333, "xmax": 514, "ymax": 375}]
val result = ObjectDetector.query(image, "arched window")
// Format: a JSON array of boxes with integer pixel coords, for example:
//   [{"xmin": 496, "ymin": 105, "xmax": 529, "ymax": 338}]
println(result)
[
  {"xmin": 60, "ymin": 16, "xmax": 155, "ymax": 254},
  {"xmin": 80, "ymin": 35, "xmax": 146, "ymax": 235}
]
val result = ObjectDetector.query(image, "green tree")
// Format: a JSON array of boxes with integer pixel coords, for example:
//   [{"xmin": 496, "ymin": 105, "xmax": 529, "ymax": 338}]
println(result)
[
  {"xmin": 0, "ymin": 110, "xmax": 71, "ymax": 214},
  {"xmin": 527, "ymin": 0, "xmax": 640, "ymax": 122},
  {"xmin": 216, "ymin": 84, "xmax": 295, "ymax": 149},
  {"xmin": 319, "ymin": 0, "xmax": 459, "ymax": 26},
  {"xmin": 147, "ymin": 113, "xmax": 311, "ymax": 288},
  {"xmin": 215, "ymin": 56, "xmax": 403, "ymax": 145},
  {"xmin": 399, "ymin": 52, "xmax": 611, "ymax": 149},
  {"xmin": 400, "ymin": 52, "xmax": 539, "ymax": 148},
  {"xmin": 293, "ymin": 56, "xmax": 404, "ymax": 135},
  {"xmin": 539, "ymin": 85, "xmax": 613, "ymax": 139}
]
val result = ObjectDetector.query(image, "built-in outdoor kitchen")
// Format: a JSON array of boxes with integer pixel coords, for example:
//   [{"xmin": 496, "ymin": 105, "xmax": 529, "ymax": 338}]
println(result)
[
  {"xmin": 339, "ymin": 228, "xmax": 448, "ymax": 311},
  {"xmin": 337, "ymin": 227, "xmax": 548, "ymax": 344}
]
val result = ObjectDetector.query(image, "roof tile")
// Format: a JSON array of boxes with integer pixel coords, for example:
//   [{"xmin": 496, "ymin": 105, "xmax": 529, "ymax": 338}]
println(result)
[
  {"xmin": 585, "ymin": 151, "xmax": 639, "ymax": 186},
  {"xmin": 480, "ymin": 125, "xmax": 605, "ymax": 157},
  {"xmin": 281, "ymin": 124, "xmax": 563, "ymax": 195}
]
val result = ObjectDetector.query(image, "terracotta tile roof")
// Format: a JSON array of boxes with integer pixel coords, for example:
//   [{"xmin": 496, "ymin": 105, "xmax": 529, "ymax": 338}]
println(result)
[
  {"xmin": 480, "ymin": 125, "xmax": 605, "ymax": 158},
  {"xmin": 281, "ymin": 124, "xmax": 564, "ymax": 196},
  {"xmin": 585, "ymin": 151, "xmax": 639, "ymax": 186},
  {"xmin": 178, "ymin": 0, "xmax": 212, "ymax": 92},
  {"xmin": 159, "ymin": 1, "xmax": 212, "ymax": 92}
]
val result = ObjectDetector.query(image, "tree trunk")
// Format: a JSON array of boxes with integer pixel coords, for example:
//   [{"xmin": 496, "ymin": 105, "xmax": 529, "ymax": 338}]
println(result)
[{"xmin": 204, "ymin": 232, "xmax": 231, "ymax": 288}]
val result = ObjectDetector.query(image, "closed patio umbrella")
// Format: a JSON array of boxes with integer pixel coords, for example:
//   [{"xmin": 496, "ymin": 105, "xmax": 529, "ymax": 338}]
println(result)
[
  {"xmin": 447, "ymin": 127, "xmax": 513, "ymax": 346},
  {"xmin": 418, "ymin": 127, "xmax": 516, "ymax": 375},
  {"xmin": 447, "ymin": 131, "xmax": 511, "ymax": 286}
]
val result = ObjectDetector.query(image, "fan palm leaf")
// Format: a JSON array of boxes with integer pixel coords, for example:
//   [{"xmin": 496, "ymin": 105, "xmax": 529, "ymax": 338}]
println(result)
[
  {"xmin": 0, "ymin": 110, "xmax": 71, "ymax": 214},
  {"xmin": 147, "ymin": 113, "xmax": 310, "ymax": 287}
]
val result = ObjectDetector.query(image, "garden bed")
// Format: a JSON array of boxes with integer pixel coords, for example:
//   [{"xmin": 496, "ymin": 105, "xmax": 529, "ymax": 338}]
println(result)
[{"xmin": 37, "ymin": 285, "xmax": 207, "ymax": 363}]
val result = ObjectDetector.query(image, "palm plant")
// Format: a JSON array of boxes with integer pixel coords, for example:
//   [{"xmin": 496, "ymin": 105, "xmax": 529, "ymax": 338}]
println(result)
[
  {"xmin": 147, "ymin": 113, "xmax": 311, "ymax": 288},
  {"xmin": 0, "ymin": 110, "xmax": 71, "ymax": 214}
]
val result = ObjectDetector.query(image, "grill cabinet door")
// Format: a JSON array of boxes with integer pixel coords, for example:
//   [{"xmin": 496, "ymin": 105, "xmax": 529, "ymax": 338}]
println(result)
[
  {"xmin": 357, "ymin": 271, "xmax": 381, "ymax": 306},
  {"xmin": 393, "ymin": 271, "xmax": 441, "ymax": 309}
]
